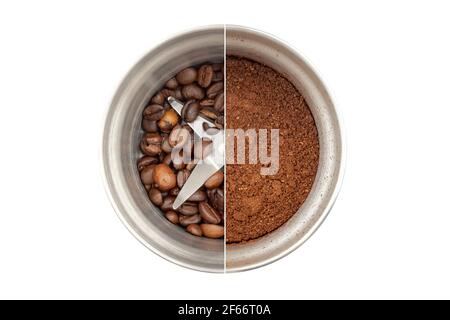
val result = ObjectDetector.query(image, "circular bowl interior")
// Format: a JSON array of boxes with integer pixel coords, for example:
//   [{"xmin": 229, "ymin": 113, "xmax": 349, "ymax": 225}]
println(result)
[
  {"xmin": 225, "ymin": 26, "xmax": 344, "ymax": 272},
  {"xmin": 102, "ymin": 26, "xmax": 225, "ymax": 273}
]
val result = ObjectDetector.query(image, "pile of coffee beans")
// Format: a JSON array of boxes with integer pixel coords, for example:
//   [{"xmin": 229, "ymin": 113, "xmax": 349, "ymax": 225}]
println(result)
[{"xmin": 137, "ymin": 62, "xmax": 224, "ymax": 239}]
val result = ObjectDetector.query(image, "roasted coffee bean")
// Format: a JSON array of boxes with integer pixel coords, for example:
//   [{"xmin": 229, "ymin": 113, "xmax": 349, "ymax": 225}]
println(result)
[
  {"xmin": 174, "ymin": 88, "xmax": 183, "ymax": 100},
  {"xmin": 169, "ymin": 187, "xmax": 180, "ymax": 196},
  {"xmin": 160, "ymin": 196, "xmax": 175, "ymax": 211},
  {"xmin": 197, "ymin": 64, "xmax": 214, "ymax": 88},
  {"xmin": 137, "ymin": 61, "xmax": 224, "ymax": 238},
  {"xmin": 160, "ymin": 88, "xmax": 176, "ymax": 99},
  {"xmin": 143, "ymin": 104, "xmax": 164, "ymax": 121},
  {"xmin": 161, "ymin": 135, "xmax": 173, "ymax": 153},
  {"xmin": 199, "ymin": 98, "xmax": 215, "ymax": 107},
  {"xmin": 153, "ymin": 163, "xmax": 176, "ymax": 191},
  {"xmin": 211, "ymin": 63, "xmax": 222, "ymax": 71},
  {"xmin": 165, "ymin": 77, "xmax": 178, "ymax": 89},
  {"xmin": 137, "ymin": 156, "xmax": 159, "ymax": 171},
  {"xmin": 200, "ymin": 224, "xmax": 224, "ymax": 238},
  {"xmin": 212, "ymin": 71, "xmax": 223, "ymax": 82},
  {"xmin": 199, "ymin": 106, "xmax": 218, "ymax": 120},
  {"xmin": 177, "ymin": 169, "xmax": 190, "ymax": 188},
  {"xmin": 187, "ymin": 190, "xmax": 207, "ymax": 202},
  {"xmin": 199, "ymin": 202, "xmax": 221, "ymax": 224},
  {"xmin": 215, "ymin": 115, "xmax": 224, "ymax": 129},
  {"xmin": 204, "ymin": 171, "xmax": 224, "ymax": 189},
  {"xmin": 186, "ymin": 224, "xmax": 202, "ymax": 236},
  {"xmin": 165, "ymin": 210, "xmax": 179, "ymax": 224},
  {"xmin": 158, "ymin": 108, "xmax": 179, "ymax": 132},
  {"xmin": 142, "ymin": 119, "xmax": 158, "ymax": 132},
  {"xmin": 179, "ymin": 214, "xmax": 201, "ymax": 227},
  {"xmin": 151, "ymin": 92, "xmax": 165, "ymax": 105},
  {"xmin": 178, "ymin": 202, "xmax": 199, "ymax": 216},
  {"xmin": 203, "ymin": 122, "xmax": 220, "ymax": 135},
  {"xmin": 214, "ymin": 93, "xmax": 224, "ymax": 113},
  {"xmin": 168, "ymin": 125, "xmax": 191, "ymax": 147},
  {"xmin": 181, "ymin": 100, "xmax": 200, "ymax": 122},
  {"xmin": 162, "ymin": 153, "xmax": 172, "ymax": 166},
  {"xmin": 140, "ymin": 133, "xmax": 162, "ymax": 156},
  {"xmin": 148, "ymin": 188, "xmax": 163, "ymax": 206},
  {"xmin": 176, "ymin": 68, "xmax": 197, "ymax": 85},
  {"xmin": 140, "ymin": 164, "xmax": 156, "ymax": 185},
  {"xmin": 182, "ymin": 84, "xmax": 205, "ymax": 100},
  {"xmin": 206, "ymin": 81, "xmax": 223, "ymax": 98},
  {"xmin": 207, "ymin": 188, "xmax": 224, "ymax": 212}
]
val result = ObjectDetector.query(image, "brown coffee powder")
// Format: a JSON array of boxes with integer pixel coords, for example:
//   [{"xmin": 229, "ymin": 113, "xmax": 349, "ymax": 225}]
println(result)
[{"xmin": 226, "ymin": 57, "xmax": 320, "ymax": 243}]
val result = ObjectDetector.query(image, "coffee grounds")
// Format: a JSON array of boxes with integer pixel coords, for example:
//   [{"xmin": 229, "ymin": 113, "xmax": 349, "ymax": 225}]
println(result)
[{"xmin": 226, "ymin": 57, "xmax": 320, "ymax": 243}]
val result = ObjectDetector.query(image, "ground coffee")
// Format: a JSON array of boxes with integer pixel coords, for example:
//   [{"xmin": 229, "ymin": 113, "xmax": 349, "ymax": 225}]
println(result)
[{"xmin": 226, "ymin": 57, "xmax": 320, "ymax": 243}]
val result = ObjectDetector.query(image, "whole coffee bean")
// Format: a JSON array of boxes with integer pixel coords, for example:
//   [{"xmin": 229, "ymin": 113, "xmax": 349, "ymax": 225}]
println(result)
[
  {"xmin": 177, "ymin": 169, "xmax": 190, "ymax": 188},
  {"xmin": 143, "ymin": 104, "xmax": 164, "ymax": 121},
  {"xmin": 204, "ymin": 171, "xmax": 224, "ymax": 189},
  {"xmin": 206, "ymin": 81, "xmax": 223, "ymax": 98},
  {"xmin": 181, "ymin": 100, "xmax": 200, "ymax": 122},
  {"xmin": 165, "ymin": 210, "xmax": 179, "ymax": 224},
  {"xmin": 153, "ymin": 163, "xmax": 176, "ymax": 191},
  {"xmin": 199, "ymin": 106, "xmax": 218, "ymax": 120},
  {"xmin": 137, "ymin": 155, "xmax": 158, "ymax": 171},
  {"xmin": 160, "ymin": 196, "xmax": 175, "ymax": 211},
  {"xmin": 162, "ymin": 153, "xmax": 172, "ymax": 166},
  {"xmin": 214, "ymin": 93, "xmax": 224, "ymax": 113},
  {"xmin": 169, "ymin": 187, "xmax": 180, "ymax": 196},
  {"xmin": 207, "ymin": 188, "xmax": 224, "ymax": 212},
  {"xmin": 165, "ymin": 77, "xmax": 178, "ymax": 89},
  {"xmin": 203, "ymin": 122, "xmax": 220, "ymax": 135},
  {"xmin": 199, "ymin": 98, "xmax": 215, "ymax": 107},
  {"xmin": 174, "ymin": 88, "xmax": 183, "ymax": 100},
  {"xmin": 198, "ymin": 201, "xmax": 221, "ymax": 224},
  {"xmin": 151, "ymin": 92, "xmax": 165, "ymax": 105},
  {"xmin": 161, "ymin": 135, "xmax": 173, "ymax": 153},
  {"xmin": 176, "ymin": 67, "xmax": 197, "ymax": 85},
  {"xmin": 211, "ymin": 63, "xmax": 222, "ymax": 71},
  {"xmin": 179, "ymin": 213, "xmax": 201, "ymax": 227},
  {"xmin": 200, "ymin": 224, "xmax": 224, "ymax": 238},
  {"xmin": 197, "ymin": 64, "xmax": 214, "ymax": 88},
  {"xmin": 140, "ymin": 164, "xmax": 156, "ymax": 185},
  {"xmin": 178, "ymin": 202, "xmax": 199, "ymax": 216},
  {"xmin": 186, "ymin": 224, "xmax": 202, "ymax": 237},
  {"xmin": 215, "ymin": 115, "xmax": 224, "ymax": 129},
  {"xmin": 142, "ymin": 119, "xmax": 158, "ymax": 133},
  {"xmin": 159, "ymin": 88, "xmax": 176, "ymax": 99},
  {"xmin": 212, "ymin": 71, "xmax": 223, "ymax": 82},
  {"xmin": 169, "ymin": 125, "xmax": 191, "ymax": 147},
  {"xmin": 182, "ymin": 84, "xmax": 205, "ymax": 100},
  {"xmin": 148, "ymin": 188, "xmax": 163, "ymax": 206},
  {"xmin": 187, "ymin": 190, "xmax": 207, "ymax": 202},
  {"xmin": 158, "ymin": 108, "xmax": 179, "ymax": 132},
  {"xmin": 140, "ymin": 133, "xmax": 162, "ymax": 156}
]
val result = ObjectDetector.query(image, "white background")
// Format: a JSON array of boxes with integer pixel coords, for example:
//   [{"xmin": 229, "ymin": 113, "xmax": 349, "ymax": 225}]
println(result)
[{"xmin": 0, "ymin": 1, "xmax": 449, "ymax": 300}]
